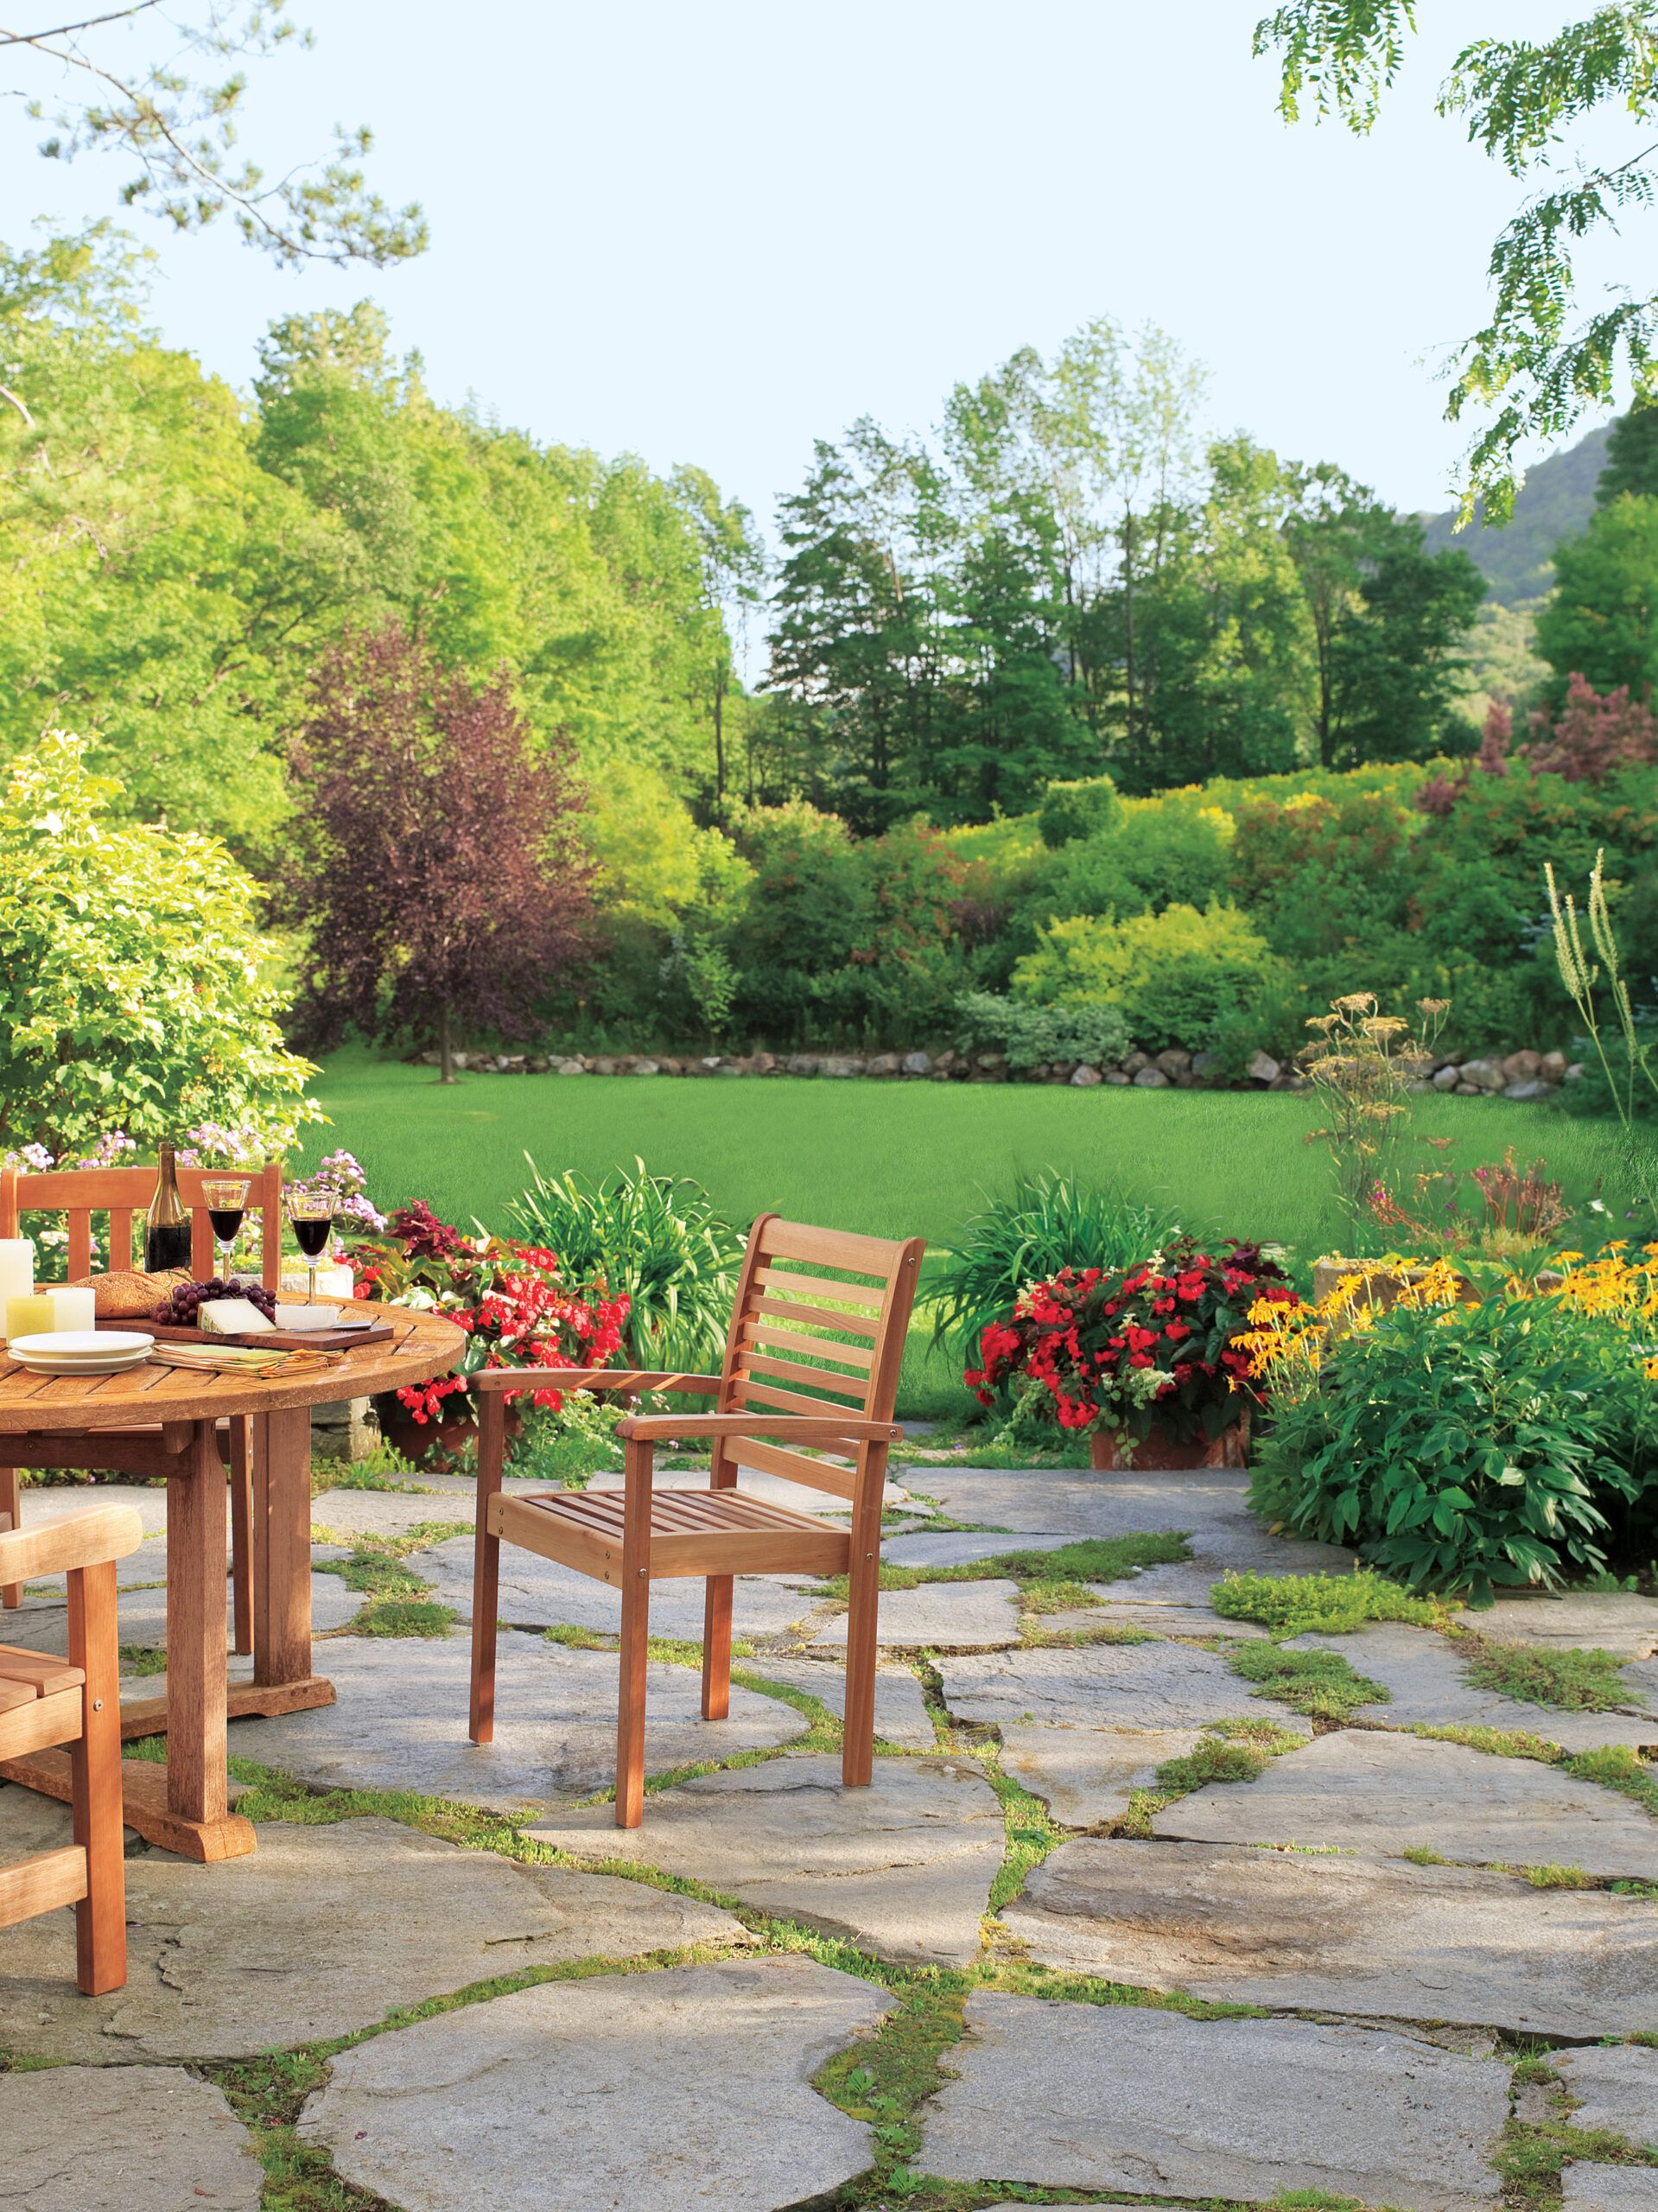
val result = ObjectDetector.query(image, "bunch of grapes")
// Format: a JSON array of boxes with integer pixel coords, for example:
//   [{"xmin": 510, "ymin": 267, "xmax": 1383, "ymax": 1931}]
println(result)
[{"xmin": 152, "ymin": 1279, "xmax": 278, "ymax": 1327}]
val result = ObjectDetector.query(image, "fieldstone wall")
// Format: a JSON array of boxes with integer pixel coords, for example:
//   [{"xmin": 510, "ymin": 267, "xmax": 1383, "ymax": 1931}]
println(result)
[{"xmin": 420, "ymin": 1045, "xmax": 1585, "ymax": 1100}]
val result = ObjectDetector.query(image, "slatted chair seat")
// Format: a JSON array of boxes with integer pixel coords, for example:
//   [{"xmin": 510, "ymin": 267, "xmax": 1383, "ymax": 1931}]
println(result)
[
  {"xmin": 498, "ymin": 1483, "xmax": 852, "ymax": 1586},
  {"xmin": 468, "ymin": 1213, "xmax": 924, "ymax": 1827},
  {"xmin": 0, "ymin": 1503, "xmax": 143, "ymax": 1994}
]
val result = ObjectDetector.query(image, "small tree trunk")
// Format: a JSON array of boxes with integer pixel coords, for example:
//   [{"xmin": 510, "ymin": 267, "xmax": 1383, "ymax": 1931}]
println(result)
[{"xmin": 437, "ymin": 1001, "xmax": 455, "ymax": 1085}]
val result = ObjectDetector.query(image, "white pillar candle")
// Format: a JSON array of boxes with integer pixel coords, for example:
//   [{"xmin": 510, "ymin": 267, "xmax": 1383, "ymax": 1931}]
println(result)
[
  {"xmin": 48, "ymin": 1285, "xmax": 97, "ymax": 1333},
  {"xmin": 280, "ymin": 1263, "xmax": 356, "ymax": 1300},
  {"xmin": 0, "ymin": 1240, "xmax": 33, "ymax": 1341}
]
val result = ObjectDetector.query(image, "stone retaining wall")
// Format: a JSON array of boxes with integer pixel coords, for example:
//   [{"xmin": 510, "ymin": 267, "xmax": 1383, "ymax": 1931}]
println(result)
[{"xmin": 420, "ymin": 1044, "xmax": 1585, "ymax": 1101}]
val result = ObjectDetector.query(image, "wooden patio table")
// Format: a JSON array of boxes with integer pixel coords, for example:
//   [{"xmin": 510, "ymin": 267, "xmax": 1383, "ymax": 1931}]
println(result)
[{"xmin": 0, "ymin": 1303, "xmax": 463, "ymax": 1863}]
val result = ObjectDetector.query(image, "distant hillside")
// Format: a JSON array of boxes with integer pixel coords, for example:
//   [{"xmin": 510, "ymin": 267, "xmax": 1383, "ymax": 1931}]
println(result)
[{"xmin": 1418, "ymin": 421, "xmax": 1612, "ymax": 605}]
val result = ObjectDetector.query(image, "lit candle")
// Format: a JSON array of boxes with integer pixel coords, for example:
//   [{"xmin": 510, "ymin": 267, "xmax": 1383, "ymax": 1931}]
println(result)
[
  {"xmin": 0, "ymin": 1241, "xmax": 34, "ymax": 1341},
  {"xmin": 5, "ymin": 1292, "xmax": 56, "ymax": 1344},
  {"xmin": 48, "ymin": 1286, "xmax": 97, "ymax": 1333}
]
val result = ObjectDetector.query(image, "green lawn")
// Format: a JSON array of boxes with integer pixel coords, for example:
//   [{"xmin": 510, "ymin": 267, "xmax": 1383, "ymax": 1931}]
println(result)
[{"xmin": 307, "ymin": 1047, "xmax": 1636, "ymax": 1418}]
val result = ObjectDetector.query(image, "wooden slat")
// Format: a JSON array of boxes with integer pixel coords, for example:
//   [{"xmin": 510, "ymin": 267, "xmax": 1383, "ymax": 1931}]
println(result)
[
  {"xmin": 0, "ymin": 1648, "xmax": 86, "ymax": 1697},
  {"xmin": 252, "ymin": 1404, "xmax": 312, "ymax": 1691},
  {"xmin": 167, "ymin": 1425, "xmax": 228, "ymax": 1827},
  {"xmin": 494, "ymin": 1493, "xmax": 622, "ymax": 1581},
  {"xmin": 0, "ymin": 1678, "xmax": 35, "ymax": 1713},
  {"xmin": 743, "ymin": 1321, "xmax": 873, "ymax": 1370},
  {"xmin": 731, "ymin": 1376, "xmax": 868, "ymax": 1425},
  {"xmin": 0, "ymin": 1844, "xmax": 86, "ymax": 1927},
  {"xmin": 0, "ymin": 1505, "xmax": 143, "ymax": 1589},
  {"xmin": 0, "ymin": 1686, "xmax": 83, "ymax": 1761},
  {"xmin": 734, "ymin": 1350, "xmax": 868, "ymax": 1403},
  {"xmin": 726, "ymin": 1434, "xmax": 859, "ymax": 1500},
  {"xmin": 108, "ymin": 1208, "xmax": 135, "ymax": 1272},
  {"xmin": 757, "ymin": 1217, "xmax": 909, "ymax": 1275},
  {"xmin": 67, "ymin": 1216, "xmax": 92, "ymax": 1280},
  {"xmin": 752, "ymin": 1273, "xmax": 883, "ymax": 1317},
  {"xmin": 68, "ymin": 1554, "xmax": 125, "ymax": 1993},
  {"xmin": 650, "ymin": 1524, "xmax": 848, "ymax": 1578}
]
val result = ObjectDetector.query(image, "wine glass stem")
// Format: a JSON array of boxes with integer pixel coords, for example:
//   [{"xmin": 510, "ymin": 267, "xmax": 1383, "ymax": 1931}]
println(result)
[{"xmin": 308, "ymin": 1262, "xmax": 317, "ymax": 1303}]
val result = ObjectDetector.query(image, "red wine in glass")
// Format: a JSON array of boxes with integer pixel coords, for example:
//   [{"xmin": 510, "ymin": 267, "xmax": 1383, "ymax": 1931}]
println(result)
[
  {"xmin": 287, "ymin": 1189, "xmax": 336, "ymax": 1305},
  {"xmin": 292, "ymin": 1215, "xmax": 331, "ymax": 1261}
]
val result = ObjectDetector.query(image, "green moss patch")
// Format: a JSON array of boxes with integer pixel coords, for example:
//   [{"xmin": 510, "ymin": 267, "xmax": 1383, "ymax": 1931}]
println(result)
[
  {"xmin": 1227, "ymin": 1639, "xmax": 1389, "ymax": 1722},
  {"xmin": 1211, "ymin": 1567, "xmax": 1441, "ymax": 1636},
  {"xmin": 1461, "ymin": 1637, "xmax": 1637, "ymax": 1713}
]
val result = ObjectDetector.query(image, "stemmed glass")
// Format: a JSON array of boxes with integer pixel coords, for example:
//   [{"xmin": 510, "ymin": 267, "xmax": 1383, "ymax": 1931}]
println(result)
[
  {"xmin": 201, "ymin": 1177, "xmax": 251, "ymax": 1280},
  {"xmin": 286, "ymin": 1184, "xmax": 337, "ymax": 1305}
]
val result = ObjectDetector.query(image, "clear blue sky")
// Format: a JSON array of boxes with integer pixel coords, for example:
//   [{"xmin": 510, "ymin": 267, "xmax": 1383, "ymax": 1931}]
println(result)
[{"xmin": 0, "ymin": 0, "xmax": 1639, "ymax": 533}]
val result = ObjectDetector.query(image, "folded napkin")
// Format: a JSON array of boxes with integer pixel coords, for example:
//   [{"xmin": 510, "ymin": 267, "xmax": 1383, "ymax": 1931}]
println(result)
[{"xmin": 149, "ymin": 1342, "xmax": 338, "ymax": 1378}]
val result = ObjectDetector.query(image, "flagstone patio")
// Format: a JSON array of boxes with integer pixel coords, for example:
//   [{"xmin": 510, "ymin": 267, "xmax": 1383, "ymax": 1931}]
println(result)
[{"xmin": 4, "ymin": 1456, "xmax": 1658, "ymax": 2209}]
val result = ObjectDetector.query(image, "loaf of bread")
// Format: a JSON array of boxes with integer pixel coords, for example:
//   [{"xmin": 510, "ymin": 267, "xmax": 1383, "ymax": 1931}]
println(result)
[{"xmin": 70, "ymin": 1268, "xmax": 193, "ymax": 1318}]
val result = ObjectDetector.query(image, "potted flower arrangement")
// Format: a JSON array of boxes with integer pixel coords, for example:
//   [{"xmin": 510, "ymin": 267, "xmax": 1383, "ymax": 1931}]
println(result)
[
  {"xmin": 965, "ymin": 1237, "xmax": 1294, "ymax": 1469},
  {"xmin": 345, "ymin": 1200, "xmax": 631, "ymax": 1465}
]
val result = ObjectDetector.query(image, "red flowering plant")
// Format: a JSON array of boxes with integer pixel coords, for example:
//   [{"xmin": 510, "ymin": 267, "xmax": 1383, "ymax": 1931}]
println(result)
[
  {"xmin": 345, "ymin": 1201, "xmax": 630, "ymax": 1425},
  {"xmin": 965, "ymin": 1237, "xmax": 1295, "ymax": 1450}
]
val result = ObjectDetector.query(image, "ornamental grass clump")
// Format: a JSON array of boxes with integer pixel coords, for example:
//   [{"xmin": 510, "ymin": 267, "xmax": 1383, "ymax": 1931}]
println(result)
[{"xmin": 966, "ymin": 1236, "xmax": 1293, "ymax": 1454}]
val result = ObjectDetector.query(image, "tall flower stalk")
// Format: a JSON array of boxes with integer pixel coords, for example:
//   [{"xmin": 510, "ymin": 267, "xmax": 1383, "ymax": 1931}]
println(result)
[{"xmin": 1547, "ymin": 849, "xmax": 1658, "ymax": 1224}]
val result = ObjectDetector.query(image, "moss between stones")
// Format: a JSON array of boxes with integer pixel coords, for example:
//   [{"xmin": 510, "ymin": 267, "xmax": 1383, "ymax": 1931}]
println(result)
[{"xmin": 1459, "ymin": 1637, "xmax": 1640, "ymax": 1714}]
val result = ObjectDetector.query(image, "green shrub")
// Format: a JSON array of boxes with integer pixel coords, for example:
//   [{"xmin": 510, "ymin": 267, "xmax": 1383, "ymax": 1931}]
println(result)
[
  {"xmin": 1211, "ymin": 1567, "xmax": 1440, "ymax": 1635},
  {"xmin": 924, "ymin": 1167, "xmax": 1178, "ymax": 1361},
  {"xmin": 1012, "ymin": 901, "xmax": 1285, "ymax": 1051},
  {"xmin": 507, "ymin": 1155, "xmax": 743, "ymax": 1370},
  {"xmin": 952, "ymin": 990, "xmax": 1133, "ymax": 1071},
  {"xmin": 1038, "ymin": 773, "xmax": 1121, "ymax": 849},
  {"xmin": 0, "ymin": 729, "xmax": 320, "ymax": 1157},
  {"xmin": 1250, "ymin": 1299, "xmax": 1649, "ymax": 1603}
]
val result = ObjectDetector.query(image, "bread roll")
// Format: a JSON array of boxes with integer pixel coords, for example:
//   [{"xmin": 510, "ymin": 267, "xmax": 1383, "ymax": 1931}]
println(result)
[{"xmin": 70, "ymin": 1268, "xmax": 193, "ymax": 1318}]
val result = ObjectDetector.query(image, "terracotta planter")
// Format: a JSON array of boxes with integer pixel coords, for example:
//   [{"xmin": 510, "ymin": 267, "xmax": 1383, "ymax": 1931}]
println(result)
[
  {"xmin": 376, "ymin": 1394, "xmax": 522, "ymax": 1471},
  {"xmin": 1089, "ymin": 1414, "xmax": 1249, "ymax": 1472}
]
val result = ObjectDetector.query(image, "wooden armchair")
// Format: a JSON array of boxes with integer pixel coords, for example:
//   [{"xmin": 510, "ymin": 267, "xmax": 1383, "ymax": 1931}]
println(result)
[
  {"xmin": 0, "ymin": 1503, "xmax": 143, "ymax": 1993},
  {"xmin": 0, "ymin": 1160, "xmax": 284, "ymax": 1636},
  {"xmin": 469, "ymin": 1213, "xmax": 923, "ymax": 1826}
]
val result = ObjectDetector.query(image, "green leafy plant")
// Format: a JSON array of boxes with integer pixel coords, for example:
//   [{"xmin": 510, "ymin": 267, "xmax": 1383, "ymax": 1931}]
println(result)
[
  {"xmin": 925, "ymin": 1169, "xmax": 1178, "ymax": 1363},
  {"xmin": 1251, "ymin": 1297, "xmax": 1649, "ymax": 1603},
  {"xmin": 507, "ymin": 1155, "xmax": 742, "ymax": 1370},
  {"xmin": 1012, "ymin": 900, "xmax": 1284, "ymax": 1052},
  {"xmin": 1547, "ymin": 847, "xmax": 1658, "ymax": 1224},
  {"xmin": 0, "ymin": 729, "xmax": 321, "ymax": 1159},
  {"xmin": 951, "ymin": 990, "xmax": 1132, "ymax": 1072},
  {"xmin": 1211, "ymin": 1567, "xmax": 1440, "ymax": 1635}
]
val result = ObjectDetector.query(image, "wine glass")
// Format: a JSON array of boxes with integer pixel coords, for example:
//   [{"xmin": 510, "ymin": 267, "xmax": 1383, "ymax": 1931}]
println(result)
[
  {"xmin": 286, "ymin": 1185, "xmax": 337, "ymax": 1305},
  {"xmin": 200, "ymin": 1176, "xmax": 250, "ymax": 1282}
]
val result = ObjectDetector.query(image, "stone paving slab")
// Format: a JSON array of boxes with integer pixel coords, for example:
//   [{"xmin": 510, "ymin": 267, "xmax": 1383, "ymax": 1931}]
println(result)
[
  {"xmin": 809, "ymin": 1580, "xmax": 1023, "ymax": 1650},
  {"xmin": 1454, "ymin": 1593, "xmax": 1658, "ymax": 1661},
  {"xmin": 23, "ymin": 1531, "xmax": 180, "ymax": 1596},
  {"xmin": 938, "ymin": 1640, "xmax": 1308, "ymax": 1732},
  {"xmin": 0, "ymin": 1813, "xmax": 746, "ymax": 2062},
  {"xmin": 998, "ymin": 1722, "xmax": 1202, "ymax": 1827},
  {"xmin": 0, "ymin": 2064, "xmax": 264, "ymax": 2211},
  {"xmin": 9, "ymin": 1479, "xmax": 170, "ymax": 1535},
  {"xmin": 416, "ymin": 1530, "xmax": 826, "ymax": 1639},
  {"xmin": 1557, "ymin": 2046, "xmax": 1658, "ymax": 2144},
  {"xmin": 734, "ymin": 1655, "xmax": 938, "ymax": 1748},
  {"xmin": 225, "ymin": 1629, "xmax": 808, "ymax": 1808},
  {"xmin": 311, "ymin": 1478, "xmax": 539, "ymax": 1541},
  {"xmin": 881, "ymin": 1529, "xmax": 1074, "ymax": 1569},
  {"xmin": 1030, "ymin": 1593, "xmax": 1273, "ymax": 1639},
  {"xmin": 301, "ymin": 1956, "xmax": 894, "ymax": 2212},
  {"xmin": 1005, "ymin": 1838, "xmax": 1658, "ymax": 2037},
  {"xmin": 1289, "ymin": 1624, "xmax": 1658, "ymax": 1751},
  {"xmin": 530, "ymin": 1753, "xmax": 1004, "ymax": 1964},
  {"xmin": 4, "ymin": 1570, "xmax": 362, "ymax": 1656},
  {"xmin": 1154, "ymin": 1728, "xmax": 1658, "ymax": 1879},
  {"xmin": 1566, "ymin": 2172, "xmax": 1658, "ymax": 2209},
  {"xmin": 919, "ymin": 1993, "xmax": 1506, "ymax": 2208}
]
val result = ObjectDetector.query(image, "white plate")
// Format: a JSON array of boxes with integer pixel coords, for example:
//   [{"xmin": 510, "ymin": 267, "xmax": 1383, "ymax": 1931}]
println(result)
[
  {"xmin": 12, "ymin": 1350, "xmax": 153, "ymax": 1376},
  {"xmin": 9, "ymin": 1331, "xmax": 154, "ymax": 1359}
]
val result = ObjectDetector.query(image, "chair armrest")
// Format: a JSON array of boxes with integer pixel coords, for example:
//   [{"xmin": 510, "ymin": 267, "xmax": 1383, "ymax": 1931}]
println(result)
[
  {"xmin": 615, "ymin": 1414, "xmax": 902, "ymax": 1443},
  {"xmin": 473, "ymin": 1369, "xmax": 724, "ymax": 1396},
  {"xmin": 0, "ymin": 1503, "xmax": 145, "ymax": 1587}
]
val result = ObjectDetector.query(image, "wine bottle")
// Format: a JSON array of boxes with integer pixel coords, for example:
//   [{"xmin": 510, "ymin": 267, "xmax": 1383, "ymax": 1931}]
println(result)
[{"xmin": 144, "ymin": 1141, "xmax": 193, "ymax": 1273}]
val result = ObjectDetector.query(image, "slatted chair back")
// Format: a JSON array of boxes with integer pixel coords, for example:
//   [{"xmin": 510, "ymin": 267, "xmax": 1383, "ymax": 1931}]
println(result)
[
  {"xmin": 0, "ymin": 1158, "xmax": 285, "ymax": 1287},
  {"xmin": 709, "ymin": 1215, "xmax": 923, "ymax": 1511}
]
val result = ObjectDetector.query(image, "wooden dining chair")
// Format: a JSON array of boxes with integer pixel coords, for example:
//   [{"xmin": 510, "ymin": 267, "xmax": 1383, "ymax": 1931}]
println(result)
[
  {"xmin": 468, "ymin": 1213, "xmax": 924, "ymax": 1826},
  {"xmin": 0, "ymin": 1160, "xmax": 284, "ymax": 1637},
  {"xmin": 0, "ymin": 1502, "xmax": 143, "ymax": 1993}
]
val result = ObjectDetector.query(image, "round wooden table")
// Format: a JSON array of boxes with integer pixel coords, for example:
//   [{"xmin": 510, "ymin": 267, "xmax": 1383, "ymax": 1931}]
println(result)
[{"xmin": 0, "ymin": 1303, "xmax": 464, "ymax": 1862}]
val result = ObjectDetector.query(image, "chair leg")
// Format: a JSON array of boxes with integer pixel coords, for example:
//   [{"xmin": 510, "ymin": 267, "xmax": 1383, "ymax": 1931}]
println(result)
[
  {"xmin": 469, "ymin": 1392, "xmax": 505, "ymax": 1745},
  {"xmin": 228, "ymin": 1419, "xmax": 254, "ymax": 1658},
  {"xmin": 701, "ymin": 1575, "xmax": 733, "ymax": 1720},
  {"xmin": 67, "ymin": 1558, "xmax": 126, "ymax": 1995},
  {"xmin": 614, "ymin": 1435, "xmax": 653, "ymax": 1828},
  {"xmin": 842, "ymin": 1541, "xmax": 880, "ymax": 1789},
  {"xmin": 1, "ymin": 1466, "xmax": 21, "ymax": 1607}
]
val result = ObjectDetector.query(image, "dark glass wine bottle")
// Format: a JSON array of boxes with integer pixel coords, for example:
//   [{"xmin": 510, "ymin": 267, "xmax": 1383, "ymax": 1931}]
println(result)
[{"xmin": 144, "ymin": 1141, "xmax": 193, "ymax": 1273}]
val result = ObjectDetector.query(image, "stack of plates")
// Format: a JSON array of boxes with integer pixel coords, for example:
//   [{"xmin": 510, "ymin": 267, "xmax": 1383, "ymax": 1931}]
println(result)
[{"xmin": 7, "ymin": 1330, "xmax": 155, "ymax": 1376}]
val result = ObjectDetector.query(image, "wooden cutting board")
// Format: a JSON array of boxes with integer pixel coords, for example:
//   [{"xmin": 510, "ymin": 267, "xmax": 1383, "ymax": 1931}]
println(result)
[{"xmin": 102, "ymin": 1316, "xmax": 396, "ymax": 1353}]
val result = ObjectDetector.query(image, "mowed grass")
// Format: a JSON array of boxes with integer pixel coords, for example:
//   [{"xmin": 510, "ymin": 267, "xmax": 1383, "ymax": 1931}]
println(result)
[{"xmin": 306, "ymin": 1045, "xmax": 1634, "ymax": 1417}]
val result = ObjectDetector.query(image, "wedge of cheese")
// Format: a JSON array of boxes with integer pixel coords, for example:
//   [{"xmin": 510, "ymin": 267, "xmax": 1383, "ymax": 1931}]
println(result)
[{"xmin": 197, "ymin": 1297, "xmax": 275, "ymax": 1336}]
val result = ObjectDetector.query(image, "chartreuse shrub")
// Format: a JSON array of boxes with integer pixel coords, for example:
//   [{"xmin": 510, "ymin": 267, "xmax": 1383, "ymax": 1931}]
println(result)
[
  {"xmin": 1012, "ymin": 901, "xmax": 1286, "ymax": 1052},
  {"xmin": 1037, "ymin": 772, "xmax": 1121, "ymax": 849},
  {"xmin": 1250, "ymin": 1297, "xmax": 1656, "ymax": 1604},
  {"xmin": 951, "ymin": 991, "xmax": 1132, "ymax": 1072},
  {"xmin": 0, "ymin": 729, "xmax": 320, "ymax": 1158}
]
